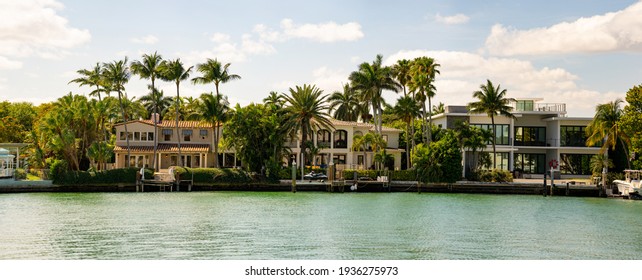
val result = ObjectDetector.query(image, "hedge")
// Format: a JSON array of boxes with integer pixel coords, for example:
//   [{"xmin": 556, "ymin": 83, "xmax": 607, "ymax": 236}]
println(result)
[
  {"xmin": 52, "ymin": 167, "xmax": 154, "ymax": 185},
  {"xmin": 474, "ymin": 169, "xmax": 514, "ymax": 183},
  {"xmin": 172, "ymin": 167, "xmax": 254, "ymax": 184}
]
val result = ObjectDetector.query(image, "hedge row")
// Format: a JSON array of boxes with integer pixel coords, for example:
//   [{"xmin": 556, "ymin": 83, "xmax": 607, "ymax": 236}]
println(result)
[
  {"xmin": 52, "ymin": 167, "xmax": 154, "ymax": 185},
  {"xmin": 172, "ymin": 167, "xmax": 254, "ymax": 184}
]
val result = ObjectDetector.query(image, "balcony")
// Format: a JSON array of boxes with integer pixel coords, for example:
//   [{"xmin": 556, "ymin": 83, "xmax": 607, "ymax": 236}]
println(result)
[{"xmin": 514, "ymin": 103, "xmax": 566, "ymax": 113}]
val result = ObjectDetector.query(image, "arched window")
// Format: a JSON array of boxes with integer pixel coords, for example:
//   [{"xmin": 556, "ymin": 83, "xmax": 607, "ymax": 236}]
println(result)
[
  {"xmin": 334, "ymin": 130, "xmax": 348, "ymax": 148},
  {"xmin": 317, "ymin": 129, "xmax": 331, "ymax": 148}
]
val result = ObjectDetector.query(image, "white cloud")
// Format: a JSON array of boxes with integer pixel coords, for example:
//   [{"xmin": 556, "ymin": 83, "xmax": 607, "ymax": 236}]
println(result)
[
  {"xmin": 241, "ymin": 34, "xmax": 276, "ymax": 55},
  {"xmin": 131, "ymin": 35, "xmax": 159, "ymax": 45},
  {"xmin": 485, "ymin": 1, "xmax": 642, "ymax": 55},
  {"xmin": 0, "ymin": 0, "xmax": 90, "ymax": 59},
  {"xmin": 385, "ymin": 49, "xmax": 622, "ymax": 116},
  {"xmin": 0, "ymin": 56, "xmax": 23, "ymax": 70},
  {"xmin": 279, "ymin": 19, "xmax": 364, "ymax": 42},
  {"xmin": 210, "ymin": 33, "xmax": 231, "ymax": 44},
  {"xmin": 435, "ymin": 13, "xmax": 470, "ymax": 25},
  {"xmin": 311, "ymin": 67, "xmax": 348, "ymax": 93}
]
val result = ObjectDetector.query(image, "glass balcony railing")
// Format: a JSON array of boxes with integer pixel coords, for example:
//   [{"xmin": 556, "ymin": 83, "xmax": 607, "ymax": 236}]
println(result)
[{"xmin": 514, "ymin": 103, "xmax": 566, "ymax": 112}]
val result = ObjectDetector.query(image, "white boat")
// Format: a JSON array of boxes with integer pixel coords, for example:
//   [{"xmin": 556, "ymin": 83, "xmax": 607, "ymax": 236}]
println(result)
[{"xmin": 613, "ymin": 170, "xmax": 642, "ymax": 199}]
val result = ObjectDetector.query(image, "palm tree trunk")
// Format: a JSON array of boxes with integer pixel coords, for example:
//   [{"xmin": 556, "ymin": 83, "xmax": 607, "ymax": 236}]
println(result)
[
  {"xmin": 428, "ymin": 96, "xmax": 433, "ymax": 144},
  {"xmin": 620, "ymin": 138, "xmax": 631, "ymax": 170},
  {"xmin": 117, "ymin": 91, "xmax": 131, "ymax": 168},
  {"xmin": 175, "ymin": 82, "xmax": 183, "ymax": 167},
  {"xmin": 214, "ymin": 124, "xmax": 220, "ymax": 168},
  {"xmin": 491, "ymin": 115, "xmax": 496, "ymax": 169},
  {"xmin": 406, "ymin": 122, "xmax": 411, "ymax": 169},
  {"xmin": 422, "ymin": 101, "xmax": 428, "ymax": 145}
]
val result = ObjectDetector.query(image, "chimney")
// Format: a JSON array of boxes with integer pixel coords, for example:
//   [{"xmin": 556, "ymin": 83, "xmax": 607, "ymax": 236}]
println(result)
[{"xmin": 150, "ymin": 113, "xmax": 160, "ymax": 124}]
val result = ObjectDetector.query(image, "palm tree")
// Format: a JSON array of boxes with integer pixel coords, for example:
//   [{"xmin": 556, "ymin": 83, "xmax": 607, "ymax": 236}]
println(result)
[
  {"xmin": 432, "ymin": 102, "xmax": 445, "ymax": 115},
  {"xmin": 69, "ymin": 63, "xmax": 109, "ymax": 142},
  {"xmin": 282, "ymin": 84, "xmax": 334, "ymax": 180},
  {"xmin": 138, "ymin": 86, "xmax": 172, "ymax": 119},
  {"xmin": 263, "ymin": 91, "xmax": 285, "ymax": 109},
  {"xmin": 352, "ymin": 132, "xmax": 373, "ymax": 169},
  {"xmin": 328, "ymin": 84, "xmax": 360, "ymax": 121},
  {"xmin": 349, "ymin": 54, "xmax": 400, "ymax": 137},
  {"xmin": 192, "ymin": 58, "xmax": 241, "ymax": 98},
  {"xmin": 393, "ymin": 95, "xmax": 420, "ymax": 169},
  {"xmin": 158, "ymin": 58, "xmax": 193, "ymax": 167},
  {"xmin": 586, "ymin": 99, "xmax": 631, "ymax": 170},
  {"xmin": 196, "ymin": 93, "xmax": 230, "ymax": 168},
  {"xmin": 392, "ymin": 59, "xmax": 412, "ymax": 97},
  {"xmin": 102, "ymin": 58, "xmax": 131, "ymax": 167},
  {"xmin": 131, "ymin": 52, "xmax": 164, "ymax": 170},
  {"xmin": 468, "ymin": 79, "xmax": 515, "ymax": 169},
  {"xmin": 409, "ymin": 56, "xmax": 440, "ymax": 145}
]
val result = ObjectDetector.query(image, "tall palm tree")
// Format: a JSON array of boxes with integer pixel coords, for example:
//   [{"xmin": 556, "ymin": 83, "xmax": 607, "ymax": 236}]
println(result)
[
  {"xmin": 282, "ymin": 84, "xmax": 334, "ymax": 180},
  {"xmin": 328, "ymin": 84, "xmax": 360, "ymax": 121},
  {"xmin": 192, "ymin": 58, "xmax": 241, "ymax": 98},
  {"xmin": 196, "ymin": 93, "xmax": 230, "ymax": 168},
  {"xmin": 352, "ymin": 132, "xmax": 373, "ymax": 169},
  {"xmin": 138, "ymin": 86, "xmax": 172, "ymax": 119},
  {"xmin": 159, "ymin": 58, "xmax": 193, "ymax": 167},
  {"xmin": 393, "ymin": 95, "xmax": 420, "ymax": 169},
  {"xmin": 468, "ymin": 79, "xmax": 515, "ymax": 169},
  {"xmin": 131, "ymin": 52, "xmax": 164, "ymax": 170},
  {"xmin": 69, "ymin": 63, "xmax": 109, "ymax": 142},
  {"xmin": 102, "ymin": 58, "xmax": 131, "ymax": 168},
  {"xmin": 349, "ymin": 54, "xmax": 400, "ymax": 137},
  {"xmin": 263, "ymin": 91, "xmax": 285, "ymax": 109},
  {"xmin": 432, "ymin": 102, "xmax": 445, "ymax": 115},
  {"xmin": 392, "ymin": 59, "xmax": 412, "ymax": 97},
  {"xmin": 586, "ymin": 99, "xmax": 631, "ymax": 170},
  {"xmin": 409, "ymin": 56, "xmax": 440, "ymax": 145}
]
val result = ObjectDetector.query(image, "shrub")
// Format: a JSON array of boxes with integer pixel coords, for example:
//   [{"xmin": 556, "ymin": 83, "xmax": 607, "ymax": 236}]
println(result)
[
  {"xmin": 412, "ymin": 131, "xmax": 463, "ymax": 183},
  {"xmin": 475, "ymin": 169, "xmax": 514, "ymax": 182},
  {"xmin": 14, "ymin": 168, "xmax": 27, "ymax": 180},
  {"xmin": 49, "ymin": 159, "xmax": 69, "ymax": 184},
  {"xmin": 52, "ymin": 167, "xmax": 153, "ymax": 185},
  {"xmin": 173, "ymin": 167, "xmax": 254, "ymax": 184}
]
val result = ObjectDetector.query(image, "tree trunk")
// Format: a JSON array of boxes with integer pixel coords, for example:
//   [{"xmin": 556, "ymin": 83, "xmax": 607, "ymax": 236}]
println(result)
[
  {"xmin": 176, "ymin": 82, "xmax": 183, "ymax": 167},
  {"xmin": 117, "ymin": 91, "xmax": 131, "ymax": 168},
  {"xmin": 214, "ymin": 124, "xmax": 220, "ymax": 168},
  {"xmin": 406, "ymin": 122, "xmax": 411, "ymax": 169},
  {"xmin": 428, "ymin": 96, "xmax": 433, "ymax": 144},
  {"xmin": 491, "ymin": 115, "xmax": 496, "ymax": 169},
  {"xmin": 422, "ymin": 100, "xmax": 428, "ymax": 145}
]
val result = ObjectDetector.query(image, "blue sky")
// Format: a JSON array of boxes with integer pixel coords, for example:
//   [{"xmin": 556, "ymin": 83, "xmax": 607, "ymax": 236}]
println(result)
[{"xmin": 1, "ymin": 0, "xmax": 641, "ymax": 117}]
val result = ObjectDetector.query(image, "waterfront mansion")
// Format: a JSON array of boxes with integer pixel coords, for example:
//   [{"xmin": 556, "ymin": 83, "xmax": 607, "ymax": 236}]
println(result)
[
  {"xmin": 113, "ymin": 117, "xmax": 403, "ymax": 172},
  {"xmin": 432, "ymin": 98, "xmax": 600, "ymax": 179}
]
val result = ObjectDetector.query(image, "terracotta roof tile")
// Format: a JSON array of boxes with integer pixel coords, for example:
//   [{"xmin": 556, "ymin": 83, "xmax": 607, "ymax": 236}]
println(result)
[
  {"xmin": 114, "ymin": 144, "xmax": 210, "ymax": 153},
  {"xmin": 114, "ymin": 120, "xmax": 217, "ymax": 128}
]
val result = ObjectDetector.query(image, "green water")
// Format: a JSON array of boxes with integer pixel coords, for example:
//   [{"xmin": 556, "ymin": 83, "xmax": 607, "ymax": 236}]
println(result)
[{"xmin": 0, "ymin": 192, "xmax": 641, "ymax": 259}]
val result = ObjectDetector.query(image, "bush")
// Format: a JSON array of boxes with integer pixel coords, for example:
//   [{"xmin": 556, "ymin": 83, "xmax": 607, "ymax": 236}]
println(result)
[
  {"xmin": 173, "ymin": 167, "xmax": 254, "ymax": 184},
  {"xmin": 52, "ymin": 167, "xmax": 153, "ymax": 185},
  {"xmin": 475, "ymin": 169, "xmax": 514, "ymax": 182},
  {"xmin": 49, "ymin": 159, "xmax": 69, "ymax": 184},
  {"xmin": 14, "ymin": 168, "xmax": 27, "ymax": 180},
  {"xmin": 412, "ymin": 131, "xmax": 463, "ymax": 183}
]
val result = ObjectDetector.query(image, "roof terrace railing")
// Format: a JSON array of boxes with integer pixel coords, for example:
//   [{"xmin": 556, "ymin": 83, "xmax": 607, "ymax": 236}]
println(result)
[{"xmin": 514, "ymin": 103, "xmax": 566, "ymax": 113}]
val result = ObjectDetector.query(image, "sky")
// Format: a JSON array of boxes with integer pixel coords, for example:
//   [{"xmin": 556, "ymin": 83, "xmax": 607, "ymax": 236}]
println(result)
[{"xmin": 1, "ymin": 0, "xmax": 642, "ymax": 117}]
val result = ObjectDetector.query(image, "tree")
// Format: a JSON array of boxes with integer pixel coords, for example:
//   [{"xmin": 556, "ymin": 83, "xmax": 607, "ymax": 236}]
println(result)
[
  {"xmin": 392, "ymin": 59, "xmax": 412, "ymax": 97},
  {"xmin": 586, "ymin": 99, "xmax": 630, "ymax": 170},
  {"xmin": 352, "ymin": 132, "xmax": 373, "ymax": 169},
  {"xmin": 328, "ymin": 84, "xmax": 360, "ymax": 121},
  {"xmin": 349, "ymin": 54, "xmax": 400, "ymax": 137},
  {"xmin": 103, "ymin": 58, "xmax": 132, "ymax": 167},
  {"xmin": 468, "ymin": 79, "xmax": 515, "ymax": 169},
  {"xmin": 263, "ymin": 91, "xmax": 285, "ymax": 110},
  {"xmin": 138, "ymin": 86, "xmax": 172, "ymax": 119},
  {"xmin": 432, "ymin": 102, "xmax": 445, "ymax": 115},
  {"xmin": 393, "ymin": 95, "xmax": 420, "ymax": 168},
  {"xmin": 196, "ymin": 93, "xmax": 230, "ymax": 168},
  {"xmin": 159, "ymin": 58, "xmax": 193, "ymax": 167},
  {"xmin": 282, "ymin": 84, "xmax": 334, "ymax": 179},
  {"xmin": 131, "ymin": 52, "xmax": 164, "ymax": 171},
  {"xmin": 192, "ymin": 58, "xmax": 241, "ymax": 98},
  {"xmin": 620, "ymin": 84, "xmax": 642, "ymax": 169},
  {"xmin": 69, "ymin": 63, "xmax": 107, "ymax": 101},
  {"xmin": 409, "ymin": 56, "xmax": 440, "ymax": 145}
]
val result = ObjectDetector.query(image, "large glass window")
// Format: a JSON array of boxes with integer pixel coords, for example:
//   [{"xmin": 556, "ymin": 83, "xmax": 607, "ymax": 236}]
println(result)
[
  {"xmin": 471, "ymin": 124, "xmax": 509, "ymax": 145},
  {"xmin": 515, "ymin": 127, "xmax": 546, "ymax": 146},
  {"xmin": 317, "ymin": 129, "xmax": 331, "ymax": 148},
  {"xmin": 561, "ymin": 126, "xmax": 588, "ymax": 147},
  {"xmin": 560, "ymin": 154, "xmax": 592, "ymax": 175},
  {"xmin": 516, "ymin": 100, "xmax": 534, "ymax": 111},
  {"xmin": 514, "ymin": 153, "xmax": 546, "ymax": 174},
  {"xmin": 487, "ymin": 152, "xmax": 509, "ymax": 170},
  {"xmin": 334, "ymin": 130, "xmax": 348, "ymax": 149}
]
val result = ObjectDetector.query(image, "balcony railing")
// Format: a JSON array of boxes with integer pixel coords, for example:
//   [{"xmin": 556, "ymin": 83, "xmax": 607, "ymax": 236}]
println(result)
[{"xmin": 514, "ymin": 103, "xmax": 566, "ymax": 113}]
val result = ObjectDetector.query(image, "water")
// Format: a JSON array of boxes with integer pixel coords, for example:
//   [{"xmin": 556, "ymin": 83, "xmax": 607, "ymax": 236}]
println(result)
[{"xmin": 0, "ymin": 192, "xmax": 641, "ymax": 259}]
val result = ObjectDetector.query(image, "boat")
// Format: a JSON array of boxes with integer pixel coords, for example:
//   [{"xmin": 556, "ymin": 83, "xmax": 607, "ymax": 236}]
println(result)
[{"xmin": 613, "ymin": 170, "xmax": 642, "ymax": 200}]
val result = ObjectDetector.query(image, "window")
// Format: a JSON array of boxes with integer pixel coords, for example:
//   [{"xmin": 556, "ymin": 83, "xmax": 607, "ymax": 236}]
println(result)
[
  {"xmin": 561, "ymin": 126, "xmax": 591, "ymax": 147},
  {"xmin": 515, "ymin": 127, "xmax": 546, "ymax": 146},
  {"xmin": 162, "ymin": 129, "xmax": 173, "ymax": 141},
  {"xmin": 334, "ymin": 130, "xmax": 348, "ymax": 148},
  {"xmin": 317, "ymin": 130, "xmax": 331, "ymax": 148},
  {"xmin": 134, "ymin": 132, "xmax": 140, "ymax": 141},
  {"xmin": 148, "ymin": 132, "xmax": 154, "ymax": 141},
  {"xmin": 514, "ymin": 153, "xmax": 546, "ymax": 174},
  {"xmin": 333, "ymin": 154, "xmax": 346, "ymax": 164},
  {"xmin": 516, "ymin": 100, "xmax": 534, "ymax": 111},
  {"xmin": 357, "ymin": 155, "xmax": 364, "ymax": 165},
  {"xmin": 560, "ymin": 154, "xmax": 592, "ymax": 175},
  {"xmin": 200, "ymin": 129, "xmax": 208, "ymax": 139},
  {"xmin": 183, "ymin": 129, "xmax": 193, "ymax": 142},
  {"xmin": 484, "ymin": 152, "xmax": 509, "ymax": 170},
  {"xmin": 120, "ymin": 131, "xmax": 126, "ymax": 140},
  {"xmin": 471, "ymin": 124, "xmax": 509, "ymax": 145},
  {"xmin": 127, "ymin": 132, "xmax": 133, "ymax": 140},
  {"xmin": 141, "ymin": 132, "xmax": 148, "ymax": 141}
]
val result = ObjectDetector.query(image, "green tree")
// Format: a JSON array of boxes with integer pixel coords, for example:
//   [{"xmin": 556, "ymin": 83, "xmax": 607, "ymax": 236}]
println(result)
[
  {"xmin": 196, "ymin": 93, "xmax": 230, "ymax": 168},
  {"xmin": 587, "ymin": 99, "xmax": 630, "ymax": 170},
  {"xmin": 102, "ymin": 58, "xmax": 132, "ymax": 167},
  {"xmin": 409, "ymin": 56, "xmax": 440, "ymax": 145},
  {"xmin": 192, "ymin": 58, "xmax": 241, "ymax": 98},
  {"xmin": 349, "ymin": 54, "xmax": 400, "ymax": 136},
  {"xmin": 138, "ymin": 86, "xmax": 172, "ymax": 119},
  {"xmin": 263, "ymin": 91, "xmax": 285, "ymax": 110},
  {"xmin": 393, "ymin": 95, "xmax": 420, "ymax": 169},
  {"xmin": 392, "ymin": 59, "xmax": 412, "ymax": 97},
  {"xmin": 620, "ymin": 84, "xmax": 642, "ymax": 169},
  {"xmin": 328, "ymin": 84, "xmax": 360, "ymax": 121},
  {"xmin": 87, "ymin": 141, "xmax": 113, "ymax": 171},
  {"xmin": 282, "ymin": 84, "xmax": 334, "ymax": 179},
  {"xmin": 131, "ymin": 52, "xmax": 164, "ymax": 170},
  {"xmin": 467, "ymin": 79, "xmax": 515, "ymax": 169},
  {"xmin": 69, "ymin": 63, "xmax": 107, "ymax": 101},
  {"xmin": 412, "ymin": 130, "xmax": 462, "ymax": 183}
]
